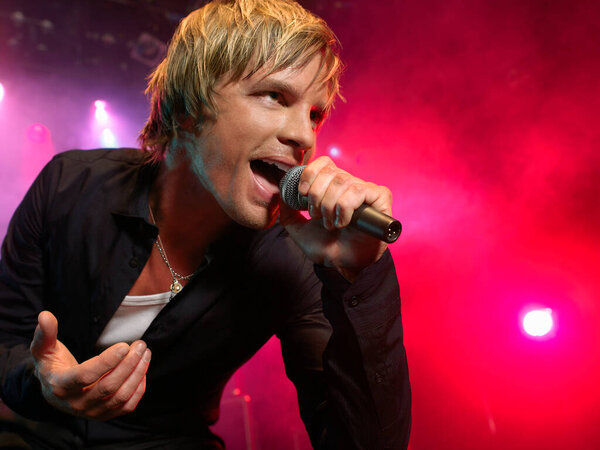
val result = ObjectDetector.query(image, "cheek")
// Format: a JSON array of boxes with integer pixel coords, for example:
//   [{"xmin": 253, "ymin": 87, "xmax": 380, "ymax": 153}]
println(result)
[{"xmin": 184, "ymin": 137, "xmax": 225, "ymax": 190}]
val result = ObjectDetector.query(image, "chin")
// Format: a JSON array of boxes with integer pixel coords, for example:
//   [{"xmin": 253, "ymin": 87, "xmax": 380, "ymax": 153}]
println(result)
[{"xmin": 230, "ymin": 201, "xmax": 279, "ymax": 230}]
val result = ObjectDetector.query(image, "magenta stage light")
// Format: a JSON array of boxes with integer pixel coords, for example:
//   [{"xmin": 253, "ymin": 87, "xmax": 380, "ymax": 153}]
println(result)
[
  {"xmin": 0, "ymin": 82, "xmax": 4, "ymax": 103},
  {"xmin": 26, "ymin": 123, "xmax": 51, "ymax": 142},
  {"xmin": 522, "ymin": 308, "xmax": 554, "ymax": 337},
  {"xmin": 94, "ymin": 100, "xmax": 109, "ymax": 124}
]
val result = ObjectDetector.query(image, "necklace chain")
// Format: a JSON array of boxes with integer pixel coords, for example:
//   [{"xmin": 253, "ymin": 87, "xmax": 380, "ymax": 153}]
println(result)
[{"xmin": 148, "ymin": 204, "xmax": 198, "ymax": 294}]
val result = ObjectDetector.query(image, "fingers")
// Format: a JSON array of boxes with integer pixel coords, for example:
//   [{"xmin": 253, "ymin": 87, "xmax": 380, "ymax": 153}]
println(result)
[
  {"xmin": 278, "ymin": 199, "xmax": 308, "ymax": 229},
  {"xmin": 30, "ymin": 311, "xmax": 58, "ymax": 358},
  {"xmin": 100, "ymin": 348, "xmax": 150, "ymax": 412},
  {"xmin": 89, "ymin": 345, "xmax": 150, "ymax": 421},
  {"xmin": 90, "ymin": 342, "xmax": 149, "ymax": 402},
  {"xmin": 61, "ymin": 341, "xmax": 151, "ymax": 420},
  {"xmin": 64, "ymin": 342, "xmax": 131, "ymax": 389},
  {"xmin": 299, "ymin": 156, "xmax": 393, "ymax": 230},
  {"xmin": 29, "ymin": 313, "xmax": 151, "ymax": 421}
]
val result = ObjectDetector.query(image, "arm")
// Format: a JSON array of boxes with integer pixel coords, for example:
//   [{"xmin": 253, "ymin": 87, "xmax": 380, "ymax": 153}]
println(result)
[
  {"xmin": 279, "ymin": 251, "xmax": 410, "ymax": 450},
  {"xmin": 0, "ymin": 157, "xmax": 150, "ymax": 422},
  {"xmin": 0, "ymin": 161, "xmax": 56, "ymax": 419},
  {"xmin": 278, "ymin": 156, "xmax": 411, "ymax": 449}
]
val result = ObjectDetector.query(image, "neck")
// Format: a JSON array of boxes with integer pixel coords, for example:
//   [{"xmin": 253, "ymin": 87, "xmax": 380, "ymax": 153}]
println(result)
[{"xmin": 149, "ymin": 156, "xmax": 233, "ymax": 265}]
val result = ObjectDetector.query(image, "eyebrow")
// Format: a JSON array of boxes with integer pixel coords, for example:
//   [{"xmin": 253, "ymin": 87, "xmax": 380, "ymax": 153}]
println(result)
[{"xmin": 257, "ymin": 79, "xmax": 299, "ymax": 97}]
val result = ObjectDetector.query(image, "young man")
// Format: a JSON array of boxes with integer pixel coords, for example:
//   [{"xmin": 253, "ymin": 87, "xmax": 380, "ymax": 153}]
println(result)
[{"xmin": 0, "ymin": 0, "xmax": 410, "ymax": 448}]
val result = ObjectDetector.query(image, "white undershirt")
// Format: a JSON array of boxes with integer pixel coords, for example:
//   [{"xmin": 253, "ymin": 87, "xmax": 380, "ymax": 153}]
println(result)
[{"xmin": 96, "ymin": 292, "xmax": 171, "ymax": 349}]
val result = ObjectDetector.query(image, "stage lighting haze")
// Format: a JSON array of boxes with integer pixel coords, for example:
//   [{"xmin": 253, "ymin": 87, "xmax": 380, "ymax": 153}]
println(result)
[{"xmin": 0, "ymin": 82, "xmax": 4, "ymax": 103}]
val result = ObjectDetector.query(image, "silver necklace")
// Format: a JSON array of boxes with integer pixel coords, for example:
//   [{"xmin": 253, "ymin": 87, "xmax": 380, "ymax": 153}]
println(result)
[{"xmin": 149, "ymin": 204, "xmax": 197, "ymax": 295}]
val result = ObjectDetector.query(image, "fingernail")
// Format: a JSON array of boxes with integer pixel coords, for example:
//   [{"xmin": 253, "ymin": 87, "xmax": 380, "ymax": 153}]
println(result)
[
  {"xmin": 116, "ymin": 345, "xmax": 129, "ymax": 359},
  {"xmin": 323, "ymin": 218, "xmax": 331, "ymax": 229},
  {"xmin": 135, "ymin": 341, "xmax": 146, "ymax": 355},
  {"xmin": 308, "ymin": 203, "xmax": 314, "ymax": 216},
  {"xmin": 142, "ymin": 349, "xmax": 151, "ymax": 362}
]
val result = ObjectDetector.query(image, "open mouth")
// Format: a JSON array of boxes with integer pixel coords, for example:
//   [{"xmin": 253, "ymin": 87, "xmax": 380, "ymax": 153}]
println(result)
[{"xmin": 250, "ymin": 159, "xmax": 287, "ymax": 188}]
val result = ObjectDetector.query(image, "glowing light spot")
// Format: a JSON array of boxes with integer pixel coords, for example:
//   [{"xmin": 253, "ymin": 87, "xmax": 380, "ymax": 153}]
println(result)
[
  {"xmin": 329, "ymin": 146, "xmax": 340, "ymax": 158},
  {"xmin": 523, "ymin": 308, "xmax": 554, "ymax": 337},
  {"xmin": 0, "ymin": 82, "xmax": 5, "ymax": 103},
  {"xmin": 26, "ymin": 123, "xmax": 51, "ymax": 142},
  {"xmin": 243, "ymin": 395, "xmax": 251, "ymax": 403},
  {"xmin": 94, "ymin": 100, "xmax": 109, "ymax": 124},
  {"xmin": 232, "ymin": 388, "xmax": 241, "ymax": 396},
  {"xmin": 100, "ymin": 128, "xmax": 118, "ymax": 147}
]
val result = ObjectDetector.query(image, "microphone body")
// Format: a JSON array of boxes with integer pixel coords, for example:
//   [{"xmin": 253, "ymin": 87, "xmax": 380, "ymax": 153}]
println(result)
[{"xmin": 279, "ymin": 165, "xmax": 402, "ymax": 243}]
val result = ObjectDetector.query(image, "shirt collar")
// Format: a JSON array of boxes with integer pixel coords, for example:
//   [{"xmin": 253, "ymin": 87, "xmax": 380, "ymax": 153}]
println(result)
[{"xmin": 108, "ymin": 160, "xmax": 160, "ymax": 221}]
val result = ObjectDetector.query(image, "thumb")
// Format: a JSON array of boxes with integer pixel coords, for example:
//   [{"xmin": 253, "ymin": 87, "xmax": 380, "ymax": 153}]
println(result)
[
  {"xmin": 30, "ymin": 311, "xmax": 58, "ymax": 358},
  {"xmin": 278, "ymin": 200, "xmax": 309, "ymax": 236}
]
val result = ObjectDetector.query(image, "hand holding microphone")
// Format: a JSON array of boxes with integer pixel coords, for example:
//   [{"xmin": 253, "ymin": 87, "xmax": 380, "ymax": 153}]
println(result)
[
  {"xmin": 280, "ymin": 165, "xmax": 402, "ymax": 243},
  {"xmin": 277, "ymin": 156, "xmax": 400, "ymax": 280}
]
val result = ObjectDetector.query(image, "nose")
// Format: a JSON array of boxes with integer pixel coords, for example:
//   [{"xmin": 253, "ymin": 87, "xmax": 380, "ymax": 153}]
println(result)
[{"xmin": 279, "ymin": 106, "xmax": 316, "ymax": 162}]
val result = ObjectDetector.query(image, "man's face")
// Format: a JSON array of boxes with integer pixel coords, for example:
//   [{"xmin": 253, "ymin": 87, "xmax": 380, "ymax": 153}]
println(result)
[{"xmin": 185, "ymin": 54, "xmax": 329, "ymax": 229}]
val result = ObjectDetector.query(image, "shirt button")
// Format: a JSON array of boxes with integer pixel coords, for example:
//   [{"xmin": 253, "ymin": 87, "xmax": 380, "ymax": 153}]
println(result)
[
  {"xmin": 129, "ymin": 257, "xmax": 139, "ymax": 268},
  {"xmin": 348, "ymin": 296, "xmax": 360, "ymax": 307}
]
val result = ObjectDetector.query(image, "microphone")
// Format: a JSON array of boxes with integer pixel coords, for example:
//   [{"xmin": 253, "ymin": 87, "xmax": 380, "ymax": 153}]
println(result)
[{"xmin": 279, "ymin": 165, "xmax": 402, "ymax": 243}]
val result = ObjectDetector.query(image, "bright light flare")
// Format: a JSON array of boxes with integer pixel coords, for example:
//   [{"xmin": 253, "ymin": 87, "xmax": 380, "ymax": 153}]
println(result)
[
  {"xmin": 0, "ymin": 82, "xmax": 5, "ymax": 103},
  {"xmin": 522, "ymin": 308, "xmax": 554, "ymax": 337},
  {"xmin": 329, "ymin": 146, "xmax": 340, "ymax": 158},
  {"xmin": 94, "ymin": 100, "xmax": 109, "ymax": 124},
  {"xmin": 100, "ymin": 128, "xmax": 118, "ymax": 147}
]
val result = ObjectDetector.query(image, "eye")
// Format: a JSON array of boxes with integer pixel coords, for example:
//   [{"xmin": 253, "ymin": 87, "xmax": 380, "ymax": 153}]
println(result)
[{"xmin": 264, "ymin": 91, "xmax": 284, "ymax": 103}]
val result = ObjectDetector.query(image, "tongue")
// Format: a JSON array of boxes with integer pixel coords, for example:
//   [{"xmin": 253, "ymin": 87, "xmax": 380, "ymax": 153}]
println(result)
[
  {"xmin": 251, "ymin": 160, "xmax": 285, "ymax": 194},
  {"xmin": 254, "ymin": 170, "xmax": 280, "ymax": 194}
]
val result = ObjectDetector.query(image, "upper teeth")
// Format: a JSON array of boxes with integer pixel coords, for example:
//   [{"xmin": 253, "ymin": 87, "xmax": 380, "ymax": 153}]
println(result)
[{"xmin": 262, "ymin": 160, "xmax": 290, "ymax": 172}]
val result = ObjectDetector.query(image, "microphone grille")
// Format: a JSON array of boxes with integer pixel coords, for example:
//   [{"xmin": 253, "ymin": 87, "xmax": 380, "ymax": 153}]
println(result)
[{"xmin": 279, "ymin": 165, "xmax": 308, "ymax": 210}]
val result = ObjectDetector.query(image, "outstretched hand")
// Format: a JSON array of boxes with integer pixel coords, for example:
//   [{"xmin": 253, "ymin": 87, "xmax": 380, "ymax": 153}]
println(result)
[
  {"xmin": 279, "ymin": 156, "xmax": 391, "ymax": 282},
  {"xmin": 30, "ymin": 311, "xmax": 151, "ymax": 421}
]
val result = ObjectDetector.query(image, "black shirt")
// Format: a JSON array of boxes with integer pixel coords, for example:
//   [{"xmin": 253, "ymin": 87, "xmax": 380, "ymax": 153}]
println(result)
[{"xmin": 0, "ymin": 148, "xmax": 410, "ymax": 449}]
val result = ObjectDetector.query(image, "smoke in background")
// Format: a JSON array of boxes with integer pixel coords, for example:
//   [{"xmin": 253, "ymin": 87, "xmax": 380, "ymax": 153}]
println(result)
[{"xmin": 0, "ymin": 1, "xmax": 598, "ymax": 449}]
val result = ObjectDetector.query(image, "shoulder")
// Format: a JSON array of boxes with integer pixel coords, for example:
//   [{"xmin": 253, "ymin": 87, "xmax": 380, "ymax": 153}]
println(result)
[
  {"xmin": 49, "ymin": 147, "xmax": 148, "ymax": 169},
  {"xmin": 35, "ymin": 148, "xmax": 155, "ymax": 220},
  {"xmin": 41, "ymin": 147, "xmax": 152, "ymax": 191}
]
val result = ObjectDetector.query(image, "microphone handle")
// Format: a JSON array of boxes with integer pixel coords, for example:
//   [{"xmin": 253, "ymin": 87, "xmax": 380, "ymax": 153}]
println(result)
[{"xmin": 297, "ymin": 194, "xmax": 402, "ymax": 243}]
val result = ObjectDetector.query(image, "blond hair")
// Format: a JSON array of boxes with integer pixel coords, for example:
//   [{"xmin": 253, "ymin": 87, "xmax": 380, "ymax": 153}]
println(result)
[{"xmin": 139, "ymin": 0, "xmax": 344, "ymax": 160}]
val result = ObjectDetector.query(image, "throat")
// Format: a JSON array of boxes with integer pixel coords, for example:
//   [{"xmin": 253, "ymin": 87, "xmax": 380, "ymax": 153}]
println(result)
[{"xmin": 150, "ymin": 162, "xmax": 233, "ymax": 255}]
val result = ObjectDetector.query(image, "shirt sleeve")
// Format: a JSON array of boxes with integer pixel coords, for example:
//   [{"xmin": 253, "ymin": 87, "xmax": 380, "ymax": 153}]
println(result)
[
  {"xmin": 278, "ymin": 249, "xmax": 411, "ymax": 450},
  {"xmin": 0, "ymin": 159, "xmax": 60, "ymax": 420}
]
